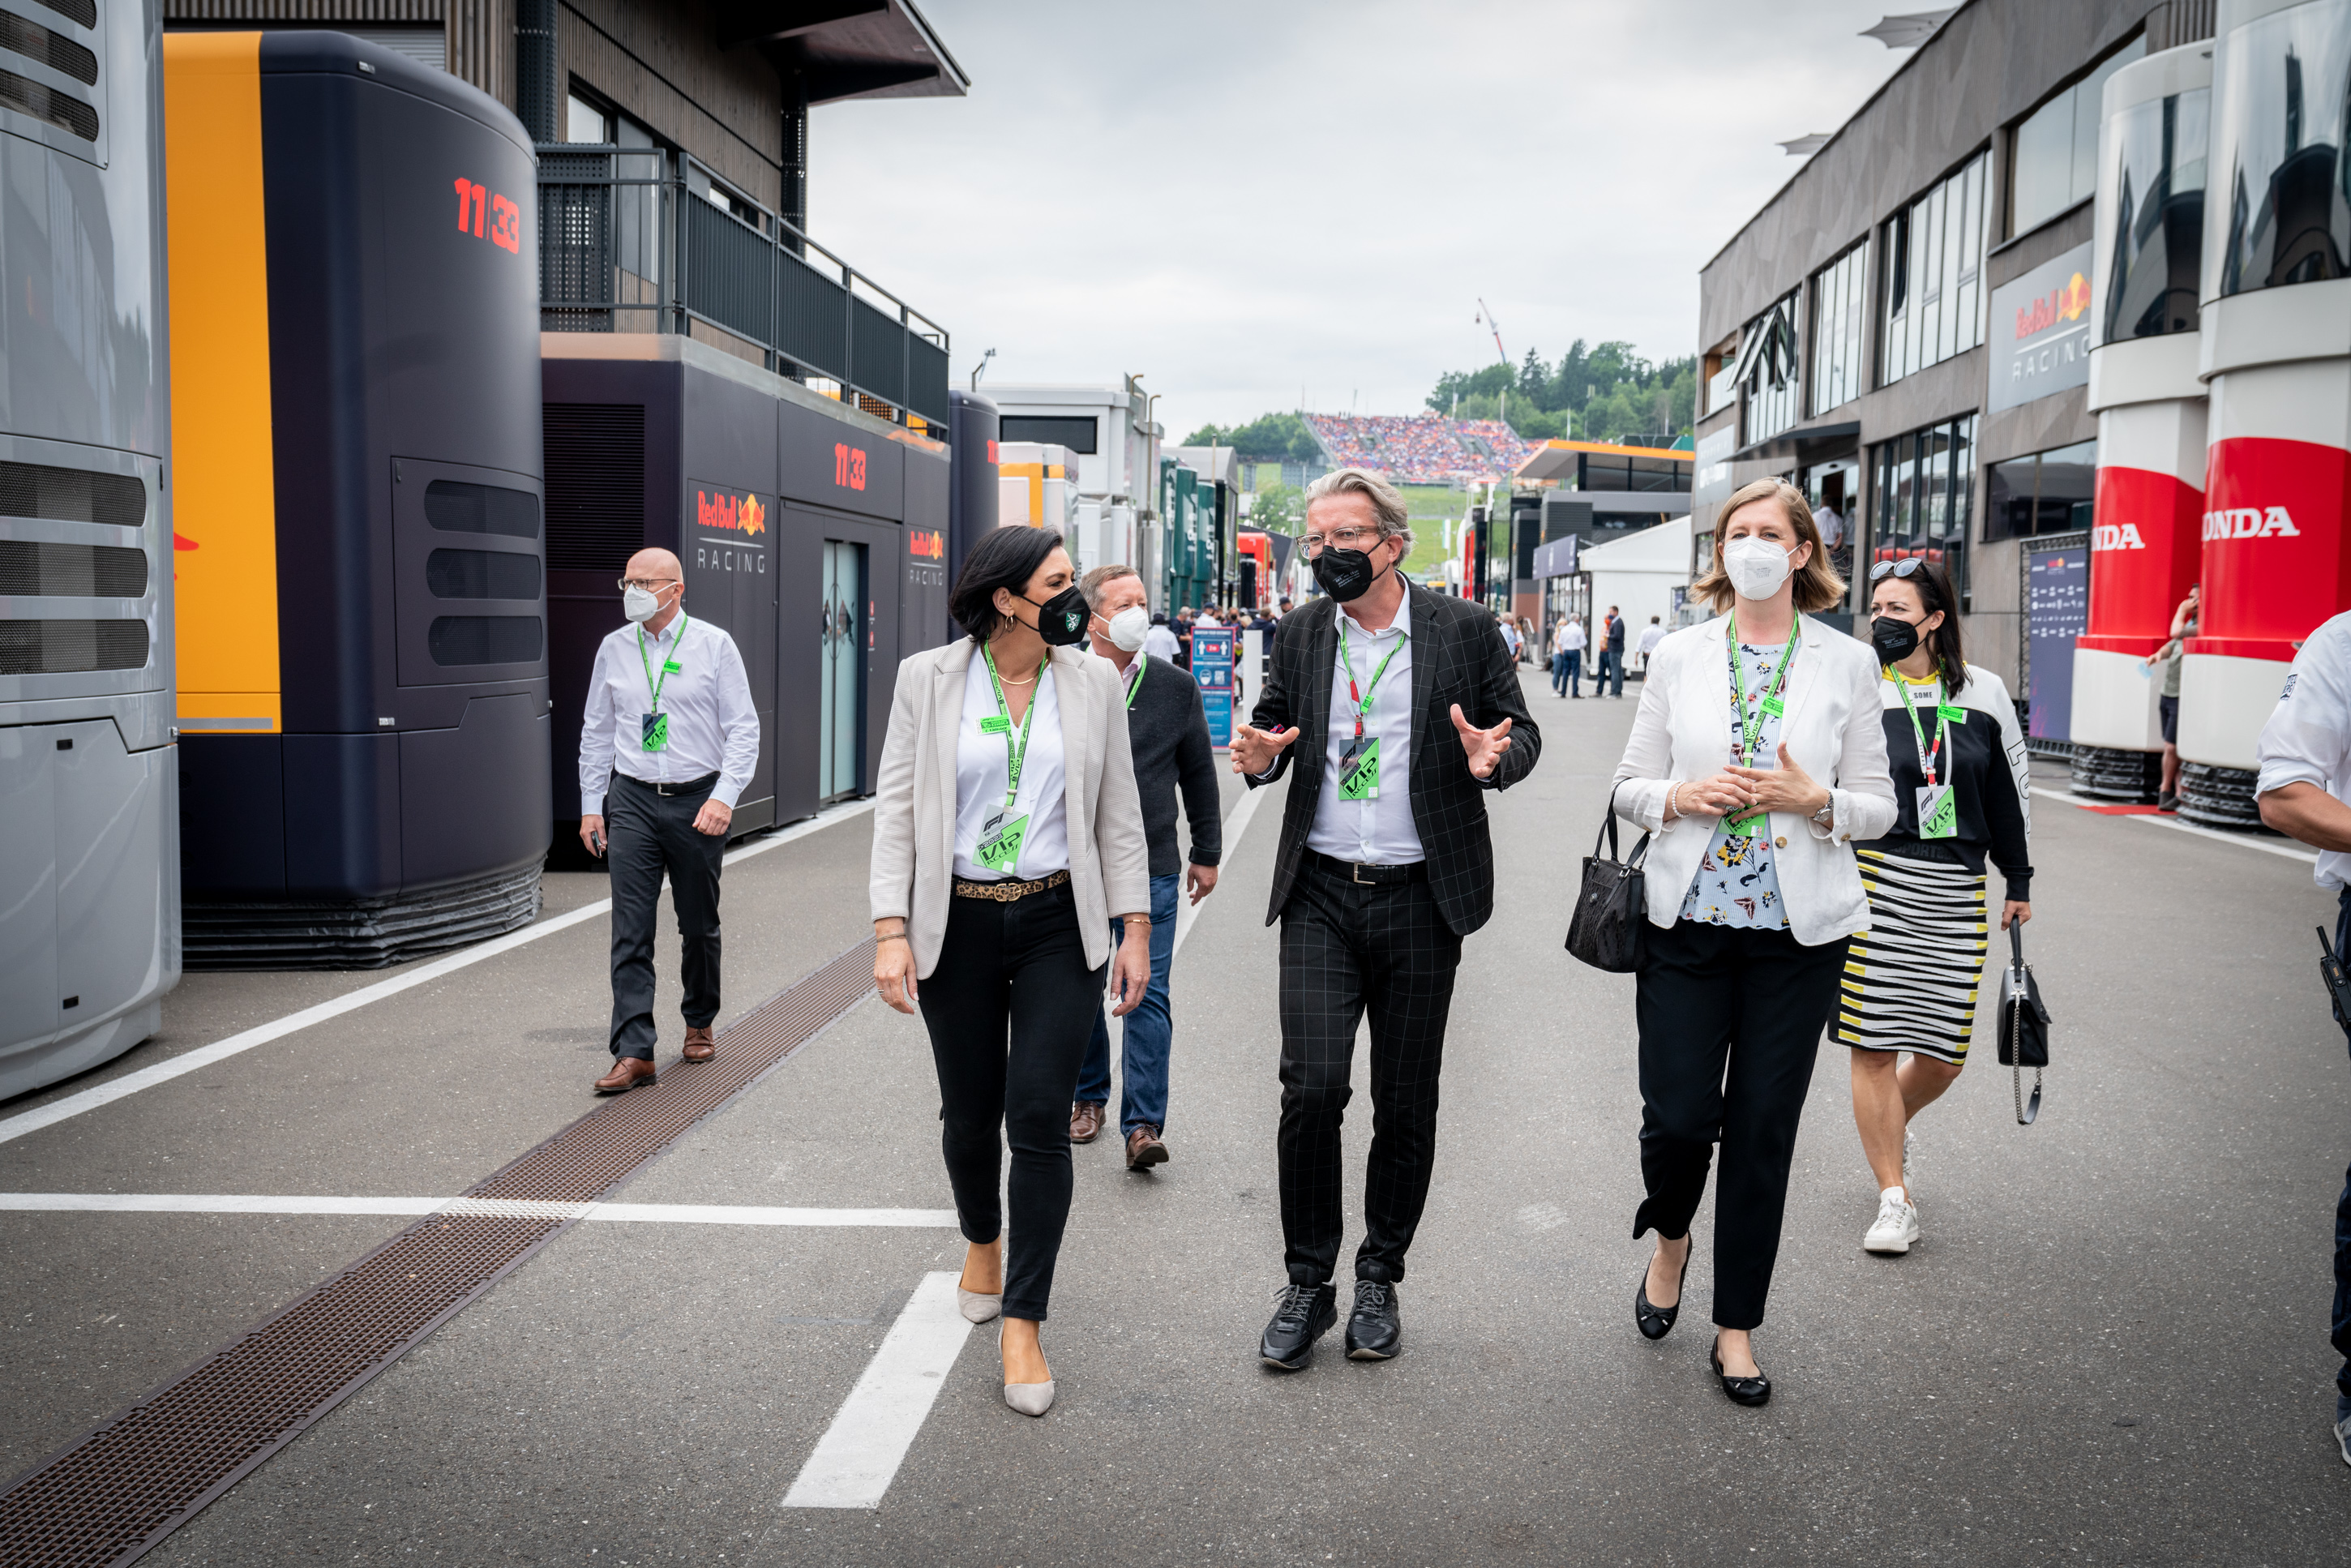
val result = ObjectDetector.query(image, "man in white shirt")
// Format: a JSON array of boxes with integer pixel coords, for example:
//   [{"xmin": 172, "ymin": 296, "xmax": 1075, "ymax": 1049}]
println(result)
[
  {"xmin": 1551, "ymin": 614, "xmax": 1587, "ymax": 698},
  {"xmin": 1637, "ymin": 614, "xmax": 1667, "ymax": 672},
  {"xmin": 1142, "ymin": 612, "xmax": 1181, "ymax": 662},
  {"xmin": 579, "ymin": 547, "xmax": 761, "ymax": 1094},
  {"xmin": 2254, "ymin": 610, "xmax": 2351, "ymax": 1468},
  {"xmin": 1228, "ymin": 468, "xmax": 1539, "ymax": 1371}
]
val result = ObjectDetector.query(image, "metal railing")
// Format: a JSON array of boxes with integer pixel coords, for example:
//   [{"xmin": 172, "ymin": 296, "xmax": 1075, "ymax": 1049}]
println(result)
[{"xmin": 536, "ymin": 146, "xmax": 950, "ymax": 428}]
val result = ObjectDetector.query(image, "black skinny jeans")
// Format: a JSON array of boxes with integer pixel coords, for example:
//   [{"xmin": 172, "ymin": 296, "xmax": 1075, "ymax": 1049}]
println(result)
[
  {"xmin": 917, "ymin": 881, "xmax": 1105, "ymax": 1323},
  {"xmin": 1633, "ymin": 918, "xmax": 1849, "ymax": 1331}
]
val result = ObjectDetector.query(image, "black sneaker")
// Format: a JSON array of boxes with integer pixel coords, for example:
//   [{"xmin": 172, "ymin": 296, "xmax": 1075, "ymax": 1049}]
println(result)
[
  {"xmin": 1344, "ymin": 1279, "xmax": 1402, "ymax": 1360},
  {"xmin": 1258, "ymin": 1281, "xmax": 1337, "ymax": 1370}
]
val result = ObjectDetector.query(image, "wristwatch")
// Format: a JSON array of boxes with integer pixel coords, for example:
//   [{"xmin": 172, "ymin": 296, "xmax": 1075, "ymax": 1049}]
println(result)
[{"xmin": 1809, "ymin": 796, "xmax": 1836, "ymax": 827}]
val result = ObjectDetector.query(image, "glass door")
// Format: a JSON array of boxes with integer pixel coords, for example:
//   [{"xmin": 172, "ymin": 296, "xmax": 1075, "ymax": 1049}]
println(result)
[{"xmin": 819, "ymin": 540, "xmax": 867, "ymax": 801}]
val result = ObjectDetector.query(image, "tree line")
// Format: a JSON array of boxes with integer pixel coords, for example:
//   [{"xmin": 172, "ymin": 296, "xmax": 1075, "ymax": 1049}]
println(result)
[
  {"xmin": 1181, "ymin": 341, "xmax": 1695, "ymax": 460},
  {"xmin": 1428, "ymin": 341, "xmax": 1696, "ymax": 444}
]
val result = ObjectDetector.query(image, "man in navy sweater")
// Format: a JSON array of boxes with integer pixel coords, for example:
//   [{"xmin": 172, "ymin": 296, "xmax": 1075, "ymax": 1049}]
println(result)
[{"xmin": 1070, "ymin": 564, "xmax": 1224, "ymax": 1169}]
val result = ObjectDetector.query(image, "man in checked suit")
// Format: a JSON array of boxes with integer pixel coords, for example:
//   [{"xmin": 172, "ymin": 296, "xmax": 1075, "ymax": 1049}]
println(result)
[{"xmin": 1230, "ymin": 467, "xmax": 1539, "ymax": 1369}]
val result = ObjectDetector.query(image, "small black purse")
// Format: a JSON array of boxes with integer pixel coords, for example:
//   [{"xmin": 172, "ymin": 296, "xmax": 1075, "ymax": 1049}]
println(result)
[
  {"xmin": 1995, "ymin": 922, "xmax": 2050, "ymax": 1125},
  {"xmin": 1565, "ymin": 784, "xmax": 1651, "ymax": 973}
]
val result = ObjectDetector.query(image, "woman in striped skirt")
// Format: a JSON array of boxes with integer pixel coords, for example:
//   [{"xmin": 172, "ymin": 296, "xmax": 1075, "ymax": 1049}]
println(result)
[{"xmin": 1842, "ymin": 557, "xmax": 2032, "ymax": 1256}]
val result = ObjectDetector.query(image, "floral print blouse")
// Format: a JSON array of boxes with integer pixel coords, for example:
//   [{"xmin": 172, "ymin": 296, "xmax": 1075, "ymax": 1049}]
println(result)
[{"xmin": 1677, "ymin": 637, "xmax": 1795, "ymax": 931}]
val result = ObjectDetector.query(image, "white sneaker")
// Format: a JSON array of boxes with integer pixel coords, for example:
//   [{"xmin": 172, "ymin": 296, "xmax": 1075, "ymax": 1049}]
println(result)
[
  {"xmin": 2336, "ymin": 1412, "xmax": 2351, "ymax": 1467},
  {"xmin": 1863, "ymin": 1192, "xmax": 1920, "ymax": 1255}
]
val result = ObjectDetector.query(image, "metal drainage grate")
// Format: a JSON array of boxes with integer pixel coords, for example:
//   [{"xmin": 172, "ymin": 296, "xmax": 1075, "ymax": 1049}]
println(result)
[{"xmin": 0, "ymin": 939, "xmax": 879, "ymax": 1568}]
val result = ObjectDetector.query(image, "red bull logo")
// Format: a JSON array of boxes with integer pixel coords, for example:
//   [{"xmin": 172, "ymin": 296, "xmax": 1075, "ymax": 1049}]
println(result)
[
  {"xmin": 909, "ymin": 529, "xmax": 945, "ymax": 561},
  {"xmin": 696, "ymin": 490, "xmax": 767, "ymax": 537},
  {"xmin": 2015, "ymin": 272, "xmax": 2090, "ymax": 341}
]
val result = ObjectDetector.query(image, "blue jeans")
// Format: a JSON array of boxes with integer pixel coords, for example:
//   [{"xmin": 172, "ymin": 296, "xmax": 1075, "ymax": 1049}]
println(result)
[
  {"xmin": 1596, "ymin": 648, "xmax": 1623, "ymax": 696},
  {"xmin": 1555, "ymin": 649, "xmax": 1582, "ymax": 696},
  {"xmin": 2334, "ymin": 891, "xmax": 2351, "ymax": 1419},
  {"xmin": 1077, "ymin": 872, "xmax": 1181, "ymax": 1133}
]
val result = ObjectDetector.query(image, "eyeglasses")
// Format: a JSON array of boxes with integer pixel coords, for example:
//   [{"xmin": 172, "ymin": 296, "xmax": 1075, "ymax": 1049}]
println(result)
[
  {"xmin": 1868, "ymin": 559, "xmax": 1925, "ymax": 582},
  {"xmin": 1299, "ymin": 525, "xmax": 1381, "ymax": 559},
  {"xmin": 618, "ymin": 576, "xmax": 679, "ymax": 593}
]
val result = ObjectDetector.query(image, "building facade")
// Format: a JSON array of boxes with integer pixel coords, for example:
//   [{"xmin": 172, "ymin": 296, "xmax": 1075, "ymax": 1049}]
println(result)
[{"xmin": 1694, "ymin": 0, "xmax": 2216, "ymax": 707}]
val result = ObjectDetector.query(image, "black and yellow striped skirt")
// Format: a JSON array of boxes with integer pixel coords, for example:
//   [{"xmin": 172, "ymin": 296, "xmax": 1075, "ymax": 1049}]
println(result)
[{"xmin": 1835, "ymin": 846, "xmax": 1989, "ymax": 1066}]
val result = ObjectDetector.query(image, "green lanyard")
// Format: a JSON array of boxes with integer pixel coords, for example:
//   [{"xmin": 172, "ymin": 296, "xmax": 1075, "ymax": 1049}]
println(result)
[
  {"xmin": 980, "ymin": 644, "xmax": 1039, "ymax": 814},
  {"xmin": 636, "ymin": 614, "xmax": 687, "ymax": 712},
  {"xmin": 1727, "ymin": 621, "xmax": 1801, "ymax": 765},
  {"xmin": 1889, "ymin": 671, "xmax": 1947, "ymax": 786},
  {"xmin": 1336, "ymin": 618, "xmax": 1406, "ymax": 747},
  {"xmin": 1124, "ymin": 652, "xmax": 1146, "ymax": 709}
]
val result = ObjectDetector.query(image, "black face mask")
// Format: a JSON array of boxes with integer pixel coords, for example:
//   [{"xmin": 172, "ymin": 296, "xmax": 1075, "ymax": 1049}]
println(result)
[
  {"xmin": 1870, "ymin": 615, "xmax": 1921, "ymax": 664},
  {"xmin": 1312, "ymin": 545, "xmax": 1385, "ymax": 603},
  {"xmin": 1025, "ymin": 585, "xmax": 1091, "ymax": 646}
]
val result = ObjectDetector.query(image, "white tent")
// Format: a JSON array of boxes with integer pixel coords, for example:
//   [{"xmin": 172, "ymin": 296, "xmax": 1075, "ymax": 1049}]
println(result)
[{"xmin": 1582, "ymin": 516, "xmax": 1694, "ymax": 660}]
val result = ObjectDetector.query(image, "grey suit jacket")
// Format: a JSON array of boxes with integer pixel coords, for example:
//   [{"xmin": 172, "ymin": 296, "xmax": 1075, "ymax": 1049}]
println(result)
[{"xmin": 870, "ymin": 638, "xmax": 1151, "ymax": 978}]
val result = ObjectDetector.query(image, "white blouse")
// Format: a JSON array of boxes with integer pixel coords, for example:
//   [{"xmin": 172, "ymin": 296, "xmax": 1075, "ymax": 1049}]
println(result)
[{"xmin": 951, "ymin": 653, "xmax": 1070, "ymax": 880}]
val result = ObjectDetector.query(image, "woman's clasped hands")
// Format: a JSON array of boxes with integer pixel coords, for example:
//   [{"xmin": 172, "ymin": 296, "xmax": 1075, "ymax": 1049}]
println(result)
[{"xmin": 1668, "ymin": 743, "xmax": 1831, "ymax": 823}]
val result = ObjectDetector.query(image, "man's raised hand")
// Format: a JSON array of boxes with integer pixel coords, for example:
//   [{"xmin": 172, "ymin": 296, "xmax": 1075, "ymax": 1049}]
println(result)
[
  {"xmin": 1450, "ymin": 704, "xmax": 1514, "ymax": 780},
  {"xmin": 1230, "ymin": 722, "xmax": 1298, "ymax": 777}
]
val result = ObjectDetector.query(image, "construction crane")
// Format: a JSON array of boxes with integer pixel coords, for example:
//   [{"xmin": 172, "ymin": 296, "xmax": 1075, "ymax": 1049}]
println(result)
[{"xmin": 1475, "ymin": 298, "xmax": 1510, "ymax": 367}]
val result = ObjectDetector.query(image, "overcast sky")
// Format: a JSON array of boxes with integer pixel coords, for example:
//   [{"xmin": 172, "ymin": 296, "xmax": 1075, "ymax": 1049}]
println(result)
[{"xmin": 809, "ymin": 1, "xmax": 1916, "ymax": 440}]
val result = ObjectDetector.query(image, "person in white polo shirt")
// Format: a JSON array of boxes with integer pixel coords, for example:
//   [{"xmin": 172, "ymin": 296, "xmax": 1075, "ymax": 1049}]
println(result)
[{"xmin": 2255, "ymin": 609, "xmax": 2351, "ymax": 1470}]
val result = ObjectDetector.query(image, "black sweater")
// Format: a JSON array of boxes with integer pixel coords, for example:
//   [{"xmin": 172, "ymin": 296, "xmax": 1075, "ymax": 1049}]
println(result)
[
  {"xmin": 1862, "ymin": 668, "xmax": 2034, "ymax": 902},
  {"xmin": 1122, "ymin": 653, "xmax": 1223, "ymax": 876}
]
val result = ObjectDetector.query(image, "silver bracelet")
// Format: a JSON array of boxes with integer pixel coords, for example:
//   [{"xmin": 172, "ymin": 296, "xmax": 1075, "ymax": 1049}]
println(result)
[{"xmin": 1667, "ymin": 782, "xmax": 1684, "ymax": 819}]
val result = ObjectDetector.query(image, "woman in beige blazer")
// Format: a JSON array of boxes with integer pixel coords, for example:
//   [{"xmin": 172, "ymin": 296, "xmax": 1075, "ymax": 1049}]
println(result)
[
  {"xmin": 1609, "ymin": 478, "xmax": 1896, "ymax": 1408},
  {"xmin": 870, "ymin": 525, "xmax": 1151, "ymax": 1417}
]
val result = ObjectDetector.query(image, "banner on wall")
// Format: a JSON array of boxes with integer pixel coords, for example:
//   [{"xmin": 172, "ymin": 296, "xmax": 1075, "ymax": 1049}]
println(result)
[{"xmin": 1989, "ymin": 242, "xmax": 2095, "ymax": 414}]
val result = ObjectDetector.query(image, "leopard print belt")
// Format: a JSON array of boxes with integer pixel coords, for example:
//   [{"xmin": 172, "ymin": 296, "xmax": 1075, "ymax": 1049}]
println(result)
[{"xmin": 951, "ymin": 869, "xmax": 1071, "ymax": 902}]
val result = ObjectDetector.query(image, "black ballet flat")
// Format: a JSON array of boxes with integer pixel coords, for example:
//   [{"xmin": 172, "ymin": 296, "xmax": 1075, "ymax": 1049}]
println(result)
[
  {"xmin": 1710, "ymin": 1337, "xmax": 1771, "ymax": 1407},
  {"xmin": 1634, "ymin": 1245, "xmax": 1692, "ymax": 1341}
]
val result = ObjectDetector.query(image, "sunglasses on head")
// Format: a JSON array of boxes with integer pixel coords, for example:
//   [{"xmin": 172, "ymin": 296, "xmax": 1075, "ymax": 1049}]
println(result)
[{"xmin": 1869, "ymin": 558, "xmax": 1926, "ymax": 582}]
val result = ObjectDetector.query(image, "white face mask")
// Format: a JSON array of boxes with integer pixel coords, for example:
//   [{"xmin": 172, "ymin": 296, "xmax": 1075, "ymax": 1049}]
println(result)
[
  {"xmin": 1722, "ymin": 537, "xmax": 1796, "ymax": 601},
  {"xmin": 1101, "ymin": 605, "xmax": 1150, "ymax": 653},
  {"xmin": 623, "ymin": 584, "xmax": 666, "ymax": 623}
]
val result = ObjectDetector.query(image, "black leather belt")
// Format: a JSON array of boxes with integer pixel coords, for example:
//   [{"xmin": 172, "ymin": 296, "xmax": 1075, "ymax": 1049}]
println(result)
[
  {"xmin": 619, "ymin": 770, "xmax": 721, "ymax": 798},
  {"xmin": 1304, "ymin": 849, "xmax": 1427, "ymax": 886}
]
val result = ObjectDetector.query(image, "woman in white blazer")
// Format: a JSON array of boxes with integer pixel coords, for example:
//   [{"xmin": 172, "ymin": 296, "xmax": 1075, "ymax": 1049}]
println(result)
[
  {"xmin": 870, "ymin": 525, "xmax": 1152, "ymax": 1417},
  {"xmin": 1609, "ymin": 478, "xmax": 1896, "ymax": 1407}
]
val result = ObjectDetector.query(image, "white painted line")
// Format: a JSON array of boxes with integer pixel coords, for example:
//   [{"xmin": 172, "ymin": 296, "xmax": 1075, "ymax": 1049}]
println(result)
[
  {"xmin": 2029, "ymin": 786, "xmax": 2318, "ymax": 863},
  {"xmin": 0, "ymin": 1192, "xmax": 961, "ymax": 1226},
  {"xmin": 1173, "ymin": 786, "xmax": 1267, "ymax": 958},
  {"xmin": 582, "ymin": 1203, "xmax": 958, "ymax": 1227},
  {"xmin": 0, "ymin": 799, "xmax": 877, "ymax": 1148},
  {"xmin": 782, "ymin": 1271, "xmax": 976, "ymax": 1510}
]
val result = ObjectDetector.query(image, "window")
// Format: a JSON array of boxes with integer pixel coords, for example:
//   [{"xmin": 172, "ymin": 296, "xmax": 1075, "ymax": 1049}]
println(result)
[
  {"xmin": 2100, "ymin": 85, "xmax": 2208, "ymax": 341},
  {"xmin": 1809, "ymin": 240, "xmax": 1869, "ymax": 414},
  {"xmin": 2212, "ymin": 0, "xmax": 2351, "ymax": 295},
  {"xmin": 566, "ymin": 93, "xmax": 609, "ymax": 144},
  {"xmin": 1732, "ymin": 290, "xmax": 1801, "ymax": 444},
  {"xmin": 1985, "ymin": 439, "xmax": 2096, "ymax": 541},
  {"xmin": 999, "ymin": 415, "xmax": 1098, "ymax": 454},
  {"xmin": 1880, "ymin": 152, "xmax": 1990, "ymax": 387},
  {"xmin": 1870, "ymin": 414, "xmax": 1977, "ymax": 604},
  {"xmin": 2011, "ymin": 36, "xmax": 2147, "ymax": 235}
]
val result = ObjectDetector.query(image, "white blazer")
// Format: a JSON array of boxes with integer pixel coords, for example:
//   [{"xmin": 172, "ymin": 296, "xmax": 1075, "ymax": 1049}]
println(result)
[
  {"xmin": 1611, "ymin": 612, "xmax": 1898, "ymax": 947},
  {"xmin": 870, "ymin": 639, "xmax": 1151, "ymax": 979}
]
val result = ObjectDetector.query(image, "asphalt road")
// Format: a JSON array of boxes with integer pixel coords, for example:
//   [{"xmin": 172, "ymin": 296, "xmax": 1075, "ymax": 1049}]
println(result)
[{"xmin": 5, "ymin": 668, "xmax": 2349, "ymax": 1566}]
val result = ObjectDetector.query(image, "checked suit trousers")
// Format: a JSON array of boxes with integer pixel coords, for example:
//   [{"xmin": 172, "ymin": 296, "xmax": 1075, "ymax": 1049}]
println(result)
[{"xmin": 1276, "ymin": 853, "xmax": 1463, "ymax": 1287}]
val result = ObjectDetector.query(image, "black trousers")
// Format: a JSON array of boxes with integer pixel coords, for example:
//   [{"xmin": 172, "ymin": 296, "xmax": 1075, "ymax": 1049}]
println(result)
[
  {"xmin": 917, "ymin": 881, "xmax": 1104, "ymax": 1323},
  {"xmin": 1633, "ymin": 917, "xmax": 1848, "ymax": 1331},
  {"xmin": 605, "ymin": 771, "xmax": 726, "ymax": 1062},
  {"xmin": 1276, "ymin": 852, "xmax": 1464, "ymax": 1287}
]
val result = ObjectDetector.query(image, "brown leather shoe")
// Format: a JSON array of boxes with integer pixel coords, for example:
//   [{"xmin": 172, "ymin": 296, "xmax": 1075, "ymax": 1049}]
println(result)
[
  {"xmin": 1125, "ymin": 1125, "xmax": 1169, "ymax": 1170},
  {"xmin": 1068, "ymin": 1102, "xmax": 1105, "ymax": 1144},
  {"xmin": 593, "ymin": 1056, "xmax": 656, "ymax": 1094},
  {"xmin": 681, "ymin": 1026, "xmax": 715, "ymax": 1062}
]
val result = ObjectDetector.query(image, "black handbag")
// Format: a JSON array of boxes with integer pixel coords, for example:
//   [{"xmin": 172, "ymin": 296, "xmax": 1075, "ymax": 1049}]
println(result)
[
  {"xmin": 1995, "ymin": 922, "xmax": 2050, "ymax": 1125},
  {"xmin": 1565, "ymin": 784, "xmax": 1650, "ymax": 973}
]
